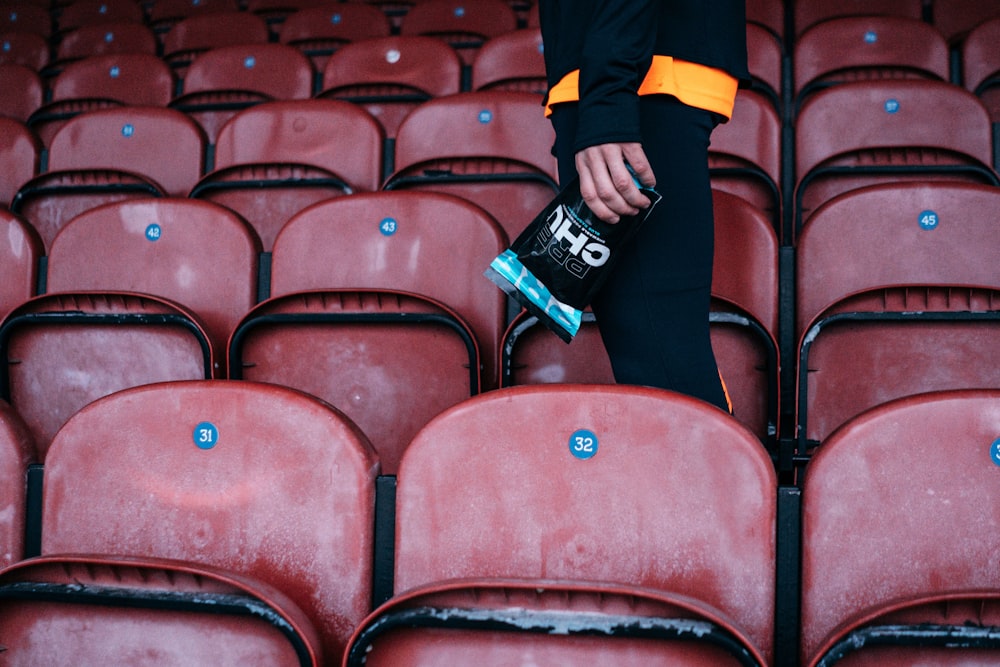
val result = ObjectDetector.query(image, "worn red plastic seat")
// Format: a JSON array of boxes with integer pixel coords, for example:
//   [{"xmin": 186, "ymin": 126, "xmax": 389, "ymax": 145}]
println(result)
[
  {"xmin": 171, "ymin": 42, "xmax": 314, "ymax": 143},
  {"xmin": 795, "ymin": 182, "xmax": 1000, "ymax": 456},
  {"xmin": 40, "ymin": 380, "xmax": 378, "ymax": 664},
  {"xmin": 793, "ymin": 80, "xmax": 998, "ymax": 237},
  {"xmin": 0, "ymin": 63, "xmax": 43, "ymax": 122},
  {"xmin": 190, "ymin": 99, "xmax": 383, "ymax": 249},
  {"xmin": 52, "ymin": 20, "xmax": 157, "ymax": 68},
  {"xmin": 384, "ymin": 90, "xmax": 559, "ymax": 240},
  {"xmin": 932, "ymin": 0, "xmax": 1000, "ymax": 45},
  {"xmin": 709, "ymin": 89, "xmax": 783, "ymax": 237},
  {"xmin": 0, "ymin": 3, "xmax": 52, "ymax": 38},
  {"xmin": 794, "ymin": 16, "xmax": 950, "ymax": 108},
  {"xmin": 470, "ymin": 27, "xmax": 545, "ymax": 94},
  {"xmin": 0, "ymin": 31, "xmax": 50, "ymax": 70},
  {"xmin": 0, "ymin": 555, "xmax": 325, "ymax": 666},
  {"xmin": 318, "ymin": 35, "xmax": 462, "ymax": 139},
  {"xmin": 161, "ymin": 10, "xmax": 270, "ymax": 74},
  {"xmin": 356, "ymin": 385, "xmax": 776, "ymax": 665},
  {"xmin": 0, "ymin": 117, "xmax": 41, "ymax": 207},
  {"xmin": 29, "ymin": 52, "xmax": 175, "ymax": 146},
  {"xmin": 0, "ymin": 207, "xmax": 42, "ymax": 321},
  {"xmin": 231, "ymin": 191, "xmax": 506, "ymax": 471},
  {"xmin": 801, "ymin": 390, "xmax": 1000, "ymax": 666},
  {"xmin": 962, "ymin": 17, "xmax": 1000, "ymax": 123},
  {"xmin": 11, "ymin": 106, "xmax": 206, "ymax": 250},
  {"xmin": 55, "ymin": 0, "xmax": 144, "ymax": 33},
  {"xmin": 0, "ymin": 400, "xmax": 33, "ymax": 568}
]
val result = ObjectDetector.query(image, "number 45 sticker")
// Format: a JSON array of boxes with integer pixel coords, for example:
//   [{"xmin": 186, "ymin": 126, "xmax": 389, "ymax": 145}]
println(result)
[{"xmin": 569, "ymin": 429, "xmax": 598, "ymax": 460}]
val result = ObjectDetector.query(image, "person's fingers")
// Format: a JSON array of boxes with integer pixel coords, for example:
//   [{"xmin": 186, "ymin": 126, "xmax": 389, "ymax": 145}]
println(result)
[
  {"xmin": 576, "ymin": 144, "xmax": 652, "ymax": 223},
  {"xmin": 621, "ymin": 143, "xmax": 656, "ymax": 189}
]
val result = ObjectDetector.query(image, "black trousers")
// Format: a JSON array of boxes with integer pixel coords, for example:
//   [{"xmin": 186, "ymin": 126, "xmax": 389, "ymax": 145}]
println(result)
[{"xmin": 550, "ymin": 95, "xmax": 730, "ymax": 412}]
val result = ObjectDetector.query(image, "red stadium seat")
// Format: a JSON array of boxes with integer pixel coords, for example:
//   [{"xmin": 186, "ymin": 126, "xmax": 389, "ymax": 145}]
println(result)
[
  {"xmin": 931, "ymin": 0, "xmax": 1000, "ymax": 45},
  {"xmin": 231, "ymin": 191, "xmax": 507, "ymax": 471},
  {"xmin": 29, "ymin": 52, "xmax": 175, "ymax": 146},
  {"xmin": 793, "ymin": 80, "xmax": 998, "ymax": 236},
  {"xmin": 371, "ymin": 385, "xmax": 776, "ymax": 664},
  {"xmin": 709, "ymin": 89, "xmax": 783, "ymax": 237},
  {"xmin": 0, "ymin": 31, "xmax": 50, "ymax": 70},
  {"xmin": 962, "ymin": 17, "xmax": 1000, "ymax": 123},
  {"xmin": 795, "ymin": 182, "xmax": 1000, "ymax": 455},
  {"xmin": 471, "ymin": 27, "xmax": 545, "ymax": 94},
  {"xmin": 0, "ymin": 3, "xmax": 52, "ymax": 37},
  {"xmin": 318, "ymin": 35, "xmax": 462, "ymax": 139},
  {"xmin": 800, "ymin": 390, "xmax": 1000, "ymax": 666},
  {"xmin": 384, "ymin": 90, "xmax": 559, "ymax": 241},
  {"xmin": 55, "ymin": 0, "xmax": 144, "ymax": 33},
  {"xmin": 278, "ymin": 3, "xmax": 392, "ymax": 73},
  {"xmin": 0, "ymin": 399, "xmax": 33, "ymax": 568},
  {"xmin": 0, "ymin": 555, "xmax": 324, "ymax": 666},
  {"xmin": 52, "ymin": 20, "xmax": 157, "ymax": 66},
  {"xmin": 0, "ymin": 207, "xmax": 42, "ymax": 321},
  {"xmin": 170, "ymin": 42, "xmax": 314, "ymax": 144},
  {"xmin": 161, "ymin": 10, "xmax": 270, "ymax": 73},
  {"xmin": 747, "ymin": 0, "xmax": 785, "ymax": 41},
  {"xmin": 40, "ymin": 380, "xmax": 379, "ymax": 664},
  {"xmin": 190, "ymin": 99, "xmax": 383, "ymax": 250},
  {"xmin": 0, "ymin": 63, "xmax": 43, "ymax": 121},
  {"xmin": 399, "ymin": 0, "xmax": 518, "ymax": 65},
  {"xmin": 11, "ymin": 106, "xmax": 206, "ymax": 250},
  {"xmin": 147, "ymin": 0, "xmax": 239, "ymax": 38},
  {"xmin": 794, "ymin": 16, "xmax": 950, "ymax": 108},
  {"xmin": 746, "ymin": 21, "xmax": 783, "ymax": 110},
  {"xmin": 0, "ymin": 117, "xmax": 41, "ymax": 207}
]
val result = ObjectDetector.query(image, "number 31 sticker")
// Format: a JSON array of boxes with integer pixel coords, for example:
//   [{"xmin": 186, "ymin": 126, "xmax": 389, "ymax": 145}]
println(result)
[{"xmin": 569, "ymin": 429, "xmax": 598, "ymax": 460}]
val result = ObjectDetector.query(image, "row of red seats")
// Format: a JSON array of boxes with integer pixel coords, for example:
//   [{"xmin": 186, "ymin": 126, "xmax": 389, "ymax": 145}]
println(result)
[
  {"xmin": 1, "ymin": 381, "xmax": 998, "ymax": 665},
  {"xmin": 1, "ymin": 179, "xmax": 998, "ymax": 472}
]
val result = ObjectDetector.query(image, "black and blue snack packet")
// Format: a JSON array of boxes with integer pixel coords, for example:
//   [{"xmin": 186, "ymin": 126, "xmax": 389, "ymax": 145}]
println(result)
[{"xmin": 485, "ymin": 172, "xmax": 661, "ymax": 342}]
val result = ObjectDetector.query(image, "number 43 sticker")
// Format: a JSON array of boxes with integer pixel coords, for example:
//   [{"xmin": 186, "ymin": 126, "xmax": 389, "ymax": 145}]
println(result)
[{"xmin": 569, "ymin": 429, "xmax": 598, "ymax": 460}]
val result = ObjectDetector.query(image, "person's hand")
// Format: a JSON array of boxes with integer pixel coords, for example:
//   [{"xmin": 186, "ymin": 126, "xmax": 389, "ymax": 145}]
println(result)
[{"xmin": 575, "ymin": 142, "xmax": 656, "ymax": 223}]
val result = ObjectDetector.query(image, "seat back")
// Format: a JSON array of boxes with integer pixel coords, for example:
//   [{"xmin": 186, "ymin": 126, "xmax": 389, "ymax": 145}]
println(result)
[
  {"xmin": 795, "ymin": 182, "xmax": 1000, "ymax": 448},
  {"xmin": 932, "ymin": 0, "xmax": 1000, "ymax": 44},
  {"xmin": 0, "ymin": 555, "xmax": 324, "ymax": 666},
  {"xmin": 230, "ymin": 289, "xmax": 479, "ymax": 474},
  {"xmin": 962, "ymin": 17, "xmax": 1000, "ymax": 122},
  {"xmin": 173, "ymin": 43, "xmax": 314, "ymax": 143},
  {"xmin": 40, "ymin": 380, "xmax": 379, "ymax": 664},
  {"xmin": 0, "ymin": 117, "xmax": 40, "ymax": 207},
  {"xmin": 12, "ymin": 106, "xmax": 206, "ymax": 249},
  {"xmin": 709, "ymin": 89, "xmax": 783, "ymax": 237},
  {"xmin": 318, "ymin": 35, "xmax": 462, "ymax": 139},
  {"xmin": 194, "ymin": 99, "xmax": 384, "ymax": 249},
  {"xmin": 385, "ymin": 90, "xmax": 559, "ymax": 240},
  {"xmin": 0, "ymin": 208, "xmax": 41, "ymax": 321},
  {"xmin": 470, "ymin": 27, "xmax": 545, "ymax": 94},
  {"xmin": 794, "ymin": 16, "xmax": 950, "ymax": 106},
  {"xmin": 0, "ymin": 3, "xmax": 51, "ymax": 38},
  {"xmin": 800, "ymin": 390, "xmax": 1000, "ymax": 665},
  {"xmin": 0, "ymin": 399, "xmax": 33, "ymax": 568},
  {"xmin": 0, "ymin": 31, "xmax": 50, "ymax": 71},
  {"xmin": 269, "ymin": 191, "xmax": 507, "ymax": 388},
  {"xmin": 161, "ymin": 10, "xmax": 270, "ymax": 75},
  {"xmin": 394, "ymin": 385, "xmax": 777, "ymax": 663},
  {"xmin": 794, "ymin": 79, "xmax": 997, "ymax": 234},
  {"xmin": 56, "ymin": 0, "xmax": 144, "ymax": 33},
  {"xmin": 0, "ymin": 63, "xmax": 43, "ymax": 122},
  {"xmin": 53, "ymin": 21, "xmax": 158, "ymax": 66}
]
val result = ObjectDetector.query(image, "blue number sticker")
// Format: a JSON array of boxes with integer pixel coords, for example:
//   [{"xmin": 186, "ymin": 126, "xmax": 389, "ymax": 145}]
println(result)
[
  {"xmin": 244, "ymin": 55, "xmax": 256, "ymax": 69},
  {"xmin": 454, "ymin": 6, "xmax": 465, "ymax": 17},
  {"xmin": 991, "ymin": 438, "xmax": 1000, "ymax": 467},
  {"xmin": 380, "ymin": 217, "xmax": 398, "ymax": 236},
  {"xmin": 145, "ymin": 223, "xmax": 162, "ymax": 241},
  {"xmin": 884, "ymin": 99, "xmax": 900, "ymax": 114},
  {"xmin": 478, "ymin": 109, "xmax": 493, "ymax": 124},
  {"xmin": 103, "ymin": 31, "xmax": 115, "ymax": 43},
  {"xmin": 3, "ymin": 41, "xmax": 11, "ymax": 53},
  {"xmin": 918, "ymin": 210, "xmax": 939, "ymax": 231},
  {"xmin": 330, "ymin": 12, "xmax": 342, "ymax": 24},
  {"xmin": 194, "ymin": 422, "xmax": 219, "ymax": 450},
  {"xmin": 121, "ymin": 123, "xmax": 135, "ymax": 138},
  {"xmin": 109, "ymin": 65, "xmax": 120, "ymax": 78},
  {"xmin": 569, "ymin": 429, "xmax": 598, "ymax": 460},
  {"xmin": 863, "ymin": 30, "xmax": 878, "ymax": 44}
]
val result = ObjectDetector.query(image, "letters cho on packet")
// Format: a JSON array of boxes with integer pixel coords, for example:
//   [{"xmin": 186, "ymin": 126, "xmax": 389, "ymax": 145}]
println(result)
[{"xmin": 485, "ymin": 175, "xmax": 661, "ymax": 342}]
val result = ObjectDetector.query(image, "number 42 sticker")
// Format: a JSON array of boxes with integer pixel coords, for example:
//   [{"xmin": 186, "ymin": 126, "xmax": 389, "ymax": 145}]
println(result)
[{"xmin": 569, "ymin": 429, "xmax": 598, "ymax": 460}]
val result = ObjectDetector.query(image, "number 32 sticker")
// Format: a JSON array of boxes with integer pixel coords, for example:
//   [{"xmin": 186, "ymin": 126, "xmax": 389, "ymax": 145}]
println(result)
[{"xmin": 569, "ymin": 429, "xmax": 598, "ymax": 460}]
